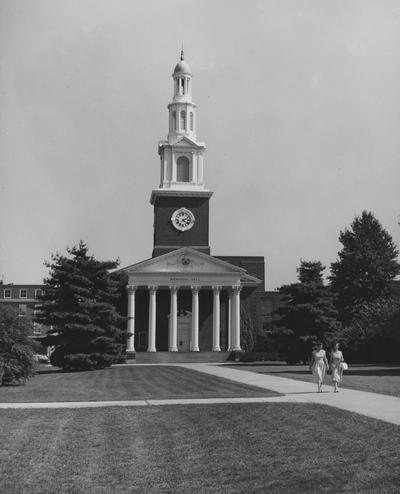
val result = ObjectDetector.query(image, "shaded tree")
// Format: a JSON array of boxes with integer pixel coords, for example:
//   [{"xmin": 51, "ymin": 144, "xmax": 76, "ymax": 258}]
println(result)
[
  {"xmin": 39, "ymin": 241, "xmax": 125, "ymax": 371},
  {"xmin": 335, "ymin": 298, "xmax": 400, "ymax": 363},
  {"xmin": 240, "ymin": 305, "xmax": 256, "ymax": 352},
  {"xmin": 273, "ymin": 261, "xmax": 341, "ymax": 363},
  {"xmin": 0, "ymin": 305, "xmax": 35, "ymax": 385},
  {"xmin": 330, "ymin": 211, "xmax": 400, "ymax": 324}
]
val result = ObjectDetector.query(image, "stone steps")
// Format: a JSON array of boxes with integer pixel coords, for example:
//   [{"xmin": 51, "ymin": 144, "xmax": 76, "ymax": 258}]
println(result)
[{"xmin": 132, "ymin": 351, "xmax": 231, "ymax": 364}]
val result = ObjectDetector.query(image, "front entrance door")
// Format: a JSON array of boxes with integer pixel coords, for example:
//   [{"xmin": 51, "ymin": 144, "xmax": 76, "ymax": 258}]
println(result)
[{"xmin": 177, "ymin": 311, "xmax": 191, "ymax": 352}]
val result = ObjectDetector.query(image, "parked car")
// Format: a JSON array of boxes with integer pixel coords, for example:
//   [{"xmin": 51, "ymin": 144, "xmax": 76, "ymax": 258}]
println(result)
[{"xmin": 33, "ymin": 354, "xmax": 50, "ymax": 364}]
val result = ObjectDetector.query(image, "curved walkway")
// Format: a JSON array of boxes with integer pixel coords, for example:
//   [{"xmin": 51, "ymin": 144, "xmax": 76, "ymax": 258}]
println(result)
[
  {"xmin": 0, "ymin": 363, "xmax": 399, "ymax": 426},
  {"xmin": 180, "ymin": 363, "xmax": 400, "ymax": 426}
]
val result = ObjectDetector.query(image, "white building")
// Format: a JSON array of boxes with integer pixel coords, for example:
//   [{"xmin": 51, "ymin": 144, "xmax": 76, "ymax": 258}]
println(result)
[{"xmin": 120, "ymin": 51, "xmax": 265, "ymax": 359}]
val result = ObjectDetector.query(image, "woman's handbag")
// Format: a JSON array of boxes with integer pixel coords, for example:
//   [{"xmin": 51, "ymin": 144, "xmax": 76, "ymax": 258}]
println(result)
[{"xmin": 340, "ymin": 362, "xmax": 348, "ymax": 371}]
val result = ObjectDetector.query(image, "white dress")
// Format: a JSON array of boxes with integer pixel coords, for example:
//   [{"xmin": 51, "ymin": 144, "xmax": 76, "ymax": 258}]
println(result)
[
  {"xmin": 312, "ymin": 349, "xmax": 327, "ymax": 384},
  {"xmin": 330, "ymin": 350, "xmax": 344, "ymax": 383}
]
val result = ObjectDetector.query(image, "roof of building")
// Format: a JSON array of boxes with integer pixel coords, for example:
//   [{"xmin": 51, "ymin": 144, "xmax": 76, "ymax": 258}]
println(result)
[{"xmin": 173, "ymin": 50, "xmax": 192, "ymax": 76}]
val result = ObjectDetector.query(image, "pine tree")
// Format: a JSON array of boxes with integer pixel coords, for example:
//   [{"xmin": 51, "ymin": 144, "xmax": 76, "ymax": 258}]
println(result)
[
  {"xmin": 39, "ymin": 241, "xmax": 125, "ymax": 371},
  {"xmin": 330, "ymin": 211, "xmax": 400, "ymax": 324},
  {"xmin": 273, "ymin": 261, "xmax": 341, "ymax": 363},
  {"xmin": 0, "ymin": 305, "xmax": 35, "ymax": 385}
]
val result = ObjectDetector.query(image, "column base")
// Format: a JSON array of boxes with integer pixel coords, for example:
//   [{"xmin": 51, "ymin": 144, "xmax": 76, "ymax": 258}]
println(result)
[
  {"xmin": 190, "ymin": 347, "xmax": 200, "ymax": 352},
  {"xmin": 231, "ymin": 346, "xmax": 242, "ymax": 351},
  {"xmin": 169, "ymin": 347, "xmax": 178, "ymax": 352},
  {"xmin": 212, "ymin": 347, "xmax": 221, "ymax": 352},
  {"xmin": 147, "ymin": 348, "xmax": 157, "ymax": 352}
]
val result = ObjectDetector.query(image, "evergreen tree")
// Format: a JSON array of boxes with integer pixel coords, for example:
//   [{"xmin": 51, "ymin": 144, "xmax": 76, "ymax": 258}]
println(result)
[
  {"xmin": 39, "ymin": 241, "xmax": 125, "ymax": 371},
  {"xmin": 0, "ymin": 305, "xmax": 35, "ymax": 385},
  {"xmin": 273, "ymin": 261, "xmax": 341, "ymax": 363},
  {"xmin": 330, "ymin": 211, "xmax": 400, "ymax": 323},
  {"xmin": 337, "ymin": 298, "xmax": 400, "ymax": 363}
]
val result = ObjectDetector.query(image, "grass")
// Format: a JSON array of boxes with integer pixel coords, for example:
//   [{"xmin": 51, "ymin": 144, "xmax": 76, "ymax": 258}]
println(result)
[
  {"xmin": 0, "ymin": 365, "xmax": 279, "ymax": 403},
  {"xmin": 227, "ymin": 363, "xmax": 400, "ymax": 397},
  {"xmin": 0, "ymin": 403, "xmax": 399, "ymax": 494}
]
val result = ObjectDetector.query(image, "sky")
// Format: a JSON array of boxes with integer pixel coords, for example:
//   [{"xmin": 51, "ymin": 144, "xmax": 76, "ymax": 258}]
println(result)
[{"xmin": 1, "ymin": 0, "xmax": 399, "ymax": 290}]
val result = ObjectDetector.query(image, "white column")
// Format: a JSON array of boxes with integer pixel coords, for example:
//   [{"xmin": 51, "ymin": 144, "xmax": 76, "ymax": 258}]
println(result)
[
  {"xmin": 169, "ymin": 286, "xmax": 178, "ymax": 352},
  {"xmin": 190, "ymin": 152, "xmax": 196, "ymax": 183},
  {"xmin": 172, "ymin": 153, "xmax": 177, "ymax": 182},
  {"xmin": 231, "ymin": 286, "xmax": 241, "ymax": 351},
  {"xmin": 126, "ymin": 285, "xmax": 136, "ymax": 355},
  {"xmin": 212, "ymin": 286, "xmax": 221, "ymax": 351},
  {"xmin": 147, "ymin": 285, "xmax": 158, "ymax": 352},
  {"xmin": 227, "ymin": 291, "xmax": 232, "ymax": 351},
  {"xmin": 190, "ymin": 286, "xmax": 200, "ymax": 351},
  {"xmin": 199, "ymin": 156, "xmax": 204, "ymax": 184}
]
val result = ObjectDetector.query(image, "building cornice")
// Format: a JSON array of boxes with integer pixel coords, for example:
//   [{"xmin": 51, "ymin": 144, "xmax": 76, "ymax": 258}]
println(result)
[{"xmin": 150, "ymin": 189, "xmax": 213, "ymax": 204}]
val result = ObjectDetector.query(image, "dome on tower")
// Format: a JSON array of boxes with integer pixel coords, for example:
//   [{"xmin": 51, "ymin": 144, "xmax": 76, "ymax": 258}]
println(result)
[{"xmin": 173, "ymin": 50, "xmax": 192, "ymax": 76}]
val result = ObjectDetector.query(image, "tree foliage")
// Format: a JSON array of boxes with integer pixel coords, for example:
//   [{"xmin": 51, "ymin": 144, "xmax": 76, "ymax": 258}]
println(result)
[
  {"xmin": 240, "ymin": 305, "xmax": 256, "ymax": 352},
  {"xmin": 334, "ymin": 298, "xmax": 400, "ymax": 363},
  {"xmin": 0, "ymin": 305, "xmax": 35, "ymax": 385},
  {"xmin": 273, "ymin": 261, "xmax": 341, "ymax": 363},
  {"xmin": 39, "ymin": 241, "xmax": 125, "ymax": 371},
  {"xmin": 330, "ymin": 211, "xmax": 400, "ymax": 324}
]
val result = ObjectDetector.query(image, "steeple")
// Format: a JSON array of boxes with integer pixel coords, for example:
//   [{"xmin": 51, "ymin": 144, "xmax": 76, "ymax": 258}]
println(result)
[
  {"xmin": 150, "ymin": 51, "xmax": 213, "ymax": 258},
  {"xmin": 169, "ymin": 50, "xmax": 195, "ymax": 140},
  {"xmin": 151, "ymin": 51, "xmax": 209, "ymax": 198}
]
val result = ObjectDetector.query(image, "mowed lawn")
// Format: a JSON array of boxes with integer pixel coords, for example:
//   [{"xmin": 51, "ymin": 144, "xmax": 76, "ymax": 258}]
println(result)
[
  {"xmin": 0, "ymin": 365, "xmax": 279, "ymax": 403},
  {"xmin": 1, "ymin": 403, "xmax": 399, "ymax": 494},
  {"xmin": 228, "ymin": 364, "xmax": 400, "ymax": 397}
]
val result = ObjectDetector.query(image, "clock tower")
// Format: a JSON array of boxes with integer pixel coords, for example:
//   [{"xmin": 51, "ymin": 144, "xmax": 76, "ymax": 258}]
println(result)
[{"xmin": 150, "ymin": 50, "xmax": 212, "ymax": 257}]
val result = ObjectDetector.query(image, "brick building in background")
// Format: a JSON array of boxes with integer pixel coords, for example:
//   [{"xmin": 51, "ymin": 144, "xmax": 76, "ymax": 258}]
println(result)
[{"xmin": 0, "ymin": 282, "xmax": 48, "ymax": 350}]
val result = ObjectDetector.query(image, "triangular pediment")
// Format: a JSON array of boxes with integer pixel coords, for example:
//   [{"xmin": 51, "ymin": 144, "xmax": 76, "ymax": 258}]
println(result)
[
  {"xmin": 122, "ymin": 248, "xmax": 246, "ymax": 275},
  {"xmin": 168, "ymin": 135, "xmax": 205, "ymax": 149}
]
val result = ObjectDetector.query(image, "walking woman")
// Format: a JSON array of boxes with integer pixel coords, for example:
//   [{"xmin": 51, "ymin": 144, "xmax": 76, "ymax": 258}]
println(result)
[
  {"xmin": 330, "ymin": 342, "xmax": 344, "ymax": 392},
  {"xmin": 310, "ymin": 342, "xmax": 329, "ymax": 393}
]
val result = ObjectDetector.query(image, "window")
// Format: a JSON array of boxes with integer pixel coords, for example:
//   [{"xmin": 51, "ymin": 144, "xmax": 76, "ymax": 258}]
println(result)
[
  {"xmin": 33, "ymin": 304, "xmax": 41, "ymax": 318},
  {"xmin": 180, "ymin": 110, "xmax": 186, "ymax": 130},
  {"xmin": 35, "ymin": 289, "xmax": 42, "ymax": 298},
  {"xmin": 18, "ymin": 304, "xmax": 27, "ymax": 315},
  {"xmin": 190, "ymin": 112, "xmax": 194, "ymax": 131},
  {"xmin": 172, "ymin": 111, "xmax": 176, "ymax": 131},
  {"xmin": 4, "ymin": 289, "xmax": 11, "ymax": 299},
  {"xmin": 20, "ymin": 289, "xmax": 27, "ymax": 299},
  {"xmin": 177, "ymin": 156, "xmax": 190, "ymax": 182}
]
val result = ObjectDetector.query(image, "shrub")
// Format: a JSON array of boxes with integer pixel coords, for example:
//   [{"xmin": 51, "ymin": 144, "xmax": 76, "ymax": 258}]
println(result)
[{"xmin": 0, "ymin": 305, "xmax": 35, "ymax": 385}]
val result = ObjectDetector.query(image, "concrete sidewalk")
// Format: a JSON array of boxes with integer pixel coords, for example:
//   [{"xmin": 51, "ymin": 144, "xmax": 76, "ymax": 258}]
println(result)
[
  {"xmin": 0, "ymin": 363, "xmax": 399, "ymax": 426},
  {"xmin": 180, "ymin": 363, "xmax": 400, "ymax": 426}
]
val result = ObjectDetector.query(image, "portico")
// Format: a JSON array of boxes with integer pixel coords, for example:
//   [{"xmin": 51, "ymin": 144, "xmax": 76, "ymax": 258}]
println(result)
[{"xmin": 123, "ymin": 247, "xmax": 260, "ymax": 356}]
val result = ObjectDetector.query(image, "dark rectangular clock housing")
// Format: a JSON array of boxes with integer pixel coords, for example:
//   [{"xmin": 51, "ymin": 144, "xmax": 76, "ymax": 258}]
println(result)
[{"xmin": 151, "ymin": 191, "xmax": 212, "ymax": 257}]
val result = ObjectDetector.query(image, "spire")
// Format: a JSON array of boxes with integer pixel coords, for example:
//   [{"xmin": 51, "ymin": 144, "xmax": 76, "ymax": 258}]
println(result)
[{"xmin": 181, "ymin": 43, "xmax": 184, "ymax": 61}]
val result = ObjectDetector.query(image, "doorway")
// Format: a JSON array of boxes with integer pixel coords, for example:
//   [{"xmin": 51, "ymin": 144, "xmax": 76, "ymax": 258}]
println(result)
[{"xmin": 177, "ymin": 311, "xmax": 191, "ymax": 352}]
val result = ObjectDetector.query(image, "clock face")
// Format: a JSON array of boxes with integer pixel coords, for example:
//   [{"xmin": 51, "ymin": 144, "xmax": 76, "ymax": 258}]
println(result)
[{"xmin": 171, "ymin": 208, "xmax": 195, "ymax": 231}]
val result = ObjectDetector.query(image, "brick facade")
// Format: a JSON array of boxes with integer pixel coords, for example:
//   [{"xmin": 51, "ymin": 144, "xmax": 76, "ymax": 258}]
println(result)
[{"xmin": 152, "ymin": 195, "xmax": 211, "ymax": 257}]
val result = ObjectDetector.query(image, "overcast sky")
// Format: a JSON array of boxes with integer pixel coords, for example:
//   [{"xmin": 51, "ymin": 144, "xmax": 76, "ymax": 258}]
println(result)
[{"xmin": 1, "ymin": 0, "xmax": 399, "ymax": 290}]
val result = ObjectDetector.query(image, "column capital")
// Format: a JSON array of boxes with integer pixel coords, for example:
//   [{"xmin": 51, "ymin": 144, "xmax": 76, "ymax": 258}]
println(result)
[
  {"xmin": 190, "ymin": 285, "xmax": 201, "ymax": 292},
  {"xmin": 127, "ymin": 285, "xmax": 137, "ymax": 294},
  {"xmin": 169, "ymin": 285, "xmax": 179, "ymax": 293},
  {"xmin": 148, "ymin": 285, "xmax": 158, "ymax": 293},
  {"xmin": 232, "ymin": 285, "xmax": 242, "ymax": 293},
  {"xmin": 212, "ymin": 285, "xmax": 222, "ymax": 293}
]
